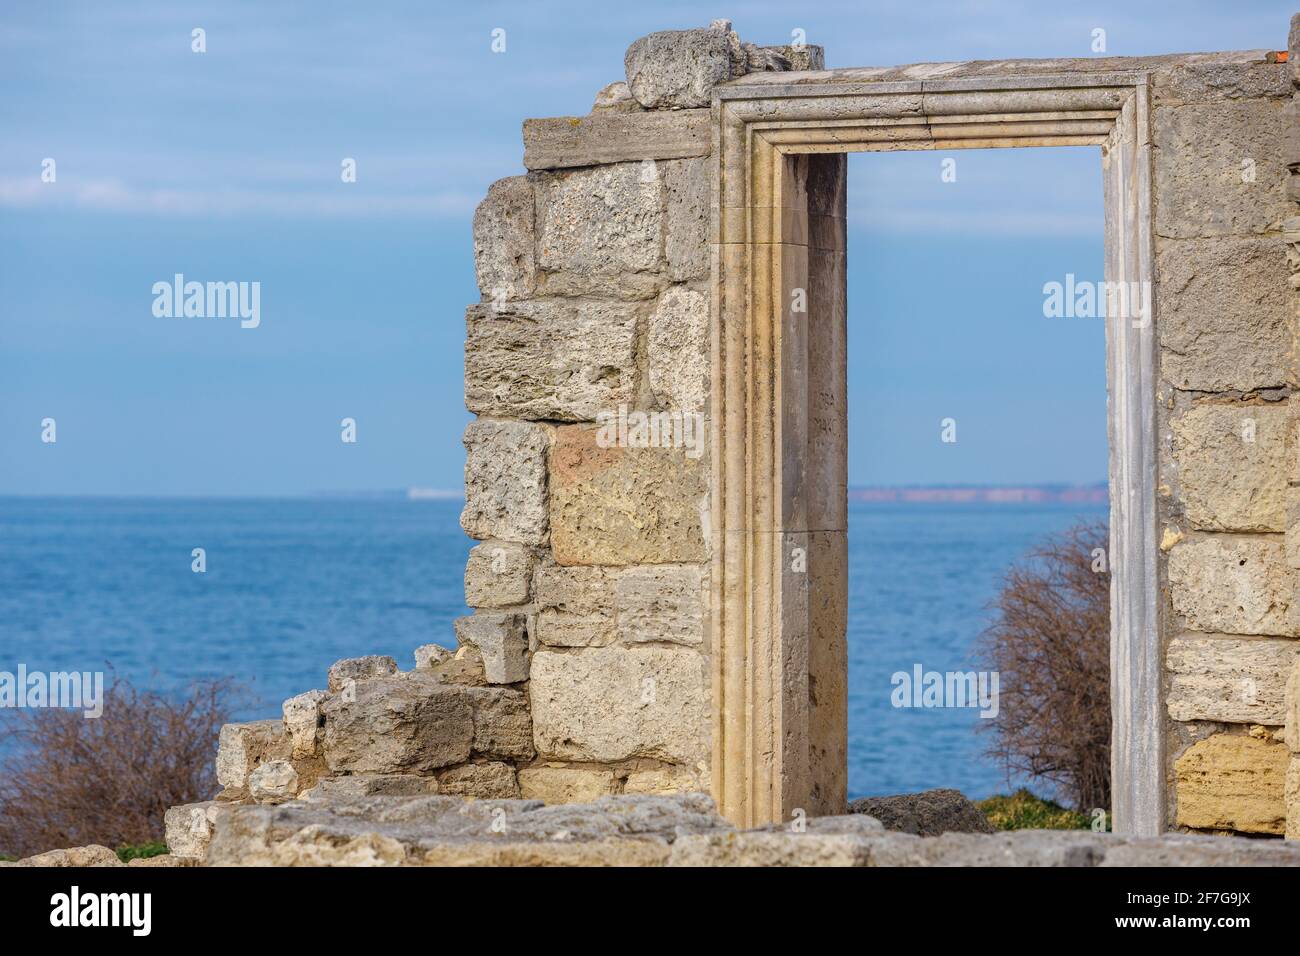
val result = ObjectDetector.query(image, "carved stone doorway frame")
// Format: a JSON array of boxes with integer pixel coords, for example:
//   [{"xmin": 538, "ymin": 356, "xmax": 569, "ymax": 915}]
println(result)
[{"xmin": 708, "ymin": 70, "xmax": 1161, "ymax": 834}]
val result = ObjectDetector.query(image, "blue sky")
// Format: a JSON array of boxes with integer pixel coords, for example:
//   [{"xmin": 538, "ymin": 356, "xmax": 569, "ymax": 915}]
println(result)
[{"xmin": 1, "ymin": 0, "xmax": 1294, "ymax": 495}]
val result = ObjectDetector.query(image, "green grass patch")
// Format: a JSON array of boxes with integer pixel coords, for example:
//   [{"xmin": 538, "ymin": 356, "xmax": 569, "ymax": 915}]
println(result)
[
  {"xmin": 0, "ymin": 854, "xmax": 16, "ymax": 862},
  {"xmin": 977, "ymin": 789, "xmax": 1104, "ymax": 831},
  {"xmin": 115, "ymin": 841, "xmax": 169, "ymax": 863}
]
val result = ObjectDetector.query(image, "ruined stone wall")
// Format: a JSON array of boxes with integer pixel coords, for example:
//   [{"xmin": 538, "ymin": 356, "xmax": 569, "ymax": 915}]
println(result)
[{"xmin": 1155, "ymin": 23, "xmax": 1300, "ymax": 834}]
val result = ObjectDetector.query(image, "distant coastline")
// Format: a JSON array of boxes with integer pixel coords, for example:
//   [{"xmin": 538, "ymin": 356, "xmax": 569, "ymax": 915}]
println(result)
[{"xmin": 849, "ymin": 483, "xmax": 1107, "ymax": 504}]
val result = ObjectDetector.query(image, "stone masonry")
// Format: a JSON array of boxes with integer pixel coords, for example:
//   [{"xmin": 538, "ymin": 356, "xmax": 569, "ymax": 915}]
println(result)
[{"xmin": 162, "ymin": 17, "xmax": 1300, "ymax": 857}]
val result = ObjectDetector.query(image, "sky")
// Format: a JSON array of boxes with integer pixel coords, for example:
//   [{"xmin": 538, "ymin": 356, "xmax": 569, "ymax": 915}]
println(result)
[{"xmin": 1, "ymin": 0, "xmax": 1294, "ymax": 495}]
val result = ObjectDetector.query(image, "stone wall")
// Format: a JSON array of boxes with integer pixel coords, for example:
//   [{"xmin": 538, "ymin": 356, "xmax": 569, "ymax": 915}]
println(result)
[{"xmin": 1159, "ymin": 18, "xmax": 1300, "ymax": 835}]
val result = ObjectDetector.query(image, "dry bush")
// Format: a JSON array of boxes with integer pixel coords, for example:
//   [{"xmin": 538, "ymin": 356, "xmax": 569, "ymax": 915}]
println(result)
[
  {"xmin": 0, "ymin": 675, "xmax": 238, "ymax": 858},
  {"xmin": 977, "ymin": 521, "xmax": 1111, "ymax": 812}
]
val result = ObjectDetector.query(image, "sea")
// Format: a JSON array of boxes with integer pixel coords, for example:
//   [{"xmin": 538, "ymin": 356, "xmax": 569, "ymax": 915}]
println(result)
[{"xmin": 0, "ymin": 495, "xmax": 1107, "ymax": 801}]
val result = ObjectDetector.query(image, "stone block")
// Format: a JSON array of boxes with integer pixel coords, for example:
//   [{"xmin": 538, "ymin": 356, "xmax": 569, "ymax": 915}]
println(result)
[
  {"xmin": 164, "ymin": 801, "xmax": 229, "ymax": 861},
  {"xmin": 1172, "ymin": 403, "xmax": 1290, "ymax": 531},
  {"xmin": 1174, "ymin": 733, "xmax": 1289, "ymax": 834},
  {"xmin": 624, "ymin": 24, "xmax": 743, "ymax": 109},
  {"xmin": 464, "ymin": 540, "xmax": 533, "ymax": 608},
  {"xmin": 460, "ymin": 419, "xmax": 550, "ymax": 546},
  {"xmin": 413, "ymin": 643, "xmax": 454, "ymax": 670},
  {"xmin": 437, "ymin": 762, "xmax": 520, "ymax": 799},
  {"xmin": 216, "ymin": 720, "xmax": 286, "ymax": 793},
  {"xmin": 518, "ymin": 766, "xmax": 617, "ymax": 803},
  {"xmin": 663, "ymin": 158, "xmax": 710, "ymax": 282},
  {"xmin": 646, "ymin": 286, "xmax": 709, "ymax": 412},
  {"xmin": 549, "ymin": 425, "xmax": 707, "ymax": 566},
  {"xmin": 305, "ymin": 775, "xmax": 439, "ymax": 798},
  {"xmin": 321, "ymin": 676, "xmax": 474, "ymax": 774},
  {"xmin": 1168, "ymin": 536, "xmax": 1299, "ymax": 636},
  {"xmin": 327, "ymin": 655, "xmax": 397, "ymax": 692},
  {"xmin": 1166, "ymin": 635, "xmax": 1300, "ymax": 723},
  {"xmin": 454, "ymin": 612, "xmax": 529, "ymax": 684},
  {"xmin": 623, "ymin": 765, "xmax": 705, "ymax": 795},
  {"xmin": 1292, "ymin": 13, "xmax": 1300, "ymax": 87},
  {"xmin": 248, "ymin": 759, "xmax": 299, "ymax": 804},
  {"xmin": 534, "ymin": 563, "xmax": 616, "ymax": 647},
  {"xmin": 1287, "ymin": 756, "xmax": 1300, "ymax": 840},
  {"xmin": 534, "ymin": 162, "xmax": 664, "ymax": 300},
  {"xmin": 466, "ymin": 686, "xmax": 535, "ymax": 761},
  {"xmin": 592, "ymin": 80, "xmax": 639, "ymax": 112},
  {"xmin": 614, "ymin": 565, "xmax": 705, "ymax": 646},
  {"xmin": 1153, "ymin": 60, "xmax": 1292, "ymax": 104},
  {"xmin": 473, "ymin": 175, "xmax": 536, "ymax": 302},
  {"xmin": 1156, "ymin": 235, "xmax": 1296, "ymax": 392},
  {"xmin": 523, "ymin": 110, "xmax": 710, "ymax": 171},
  {"xmin": 529, "ymin": 645, "xmax": 707, "ymax": 763},
  {"xmin": 282, "ymin": 689, "xmax": 327, "ymax": 759},
  {"xmin": 1287, "ymin": 659, "xmax": 1300, "ymax": 752},
  {"xmin": 1287, "ymin": 487, "xmax": 1300, "ymax": 570},
  {"xmin": 464, "ymin": 299, "xmax": 640, "ymax": 421}
]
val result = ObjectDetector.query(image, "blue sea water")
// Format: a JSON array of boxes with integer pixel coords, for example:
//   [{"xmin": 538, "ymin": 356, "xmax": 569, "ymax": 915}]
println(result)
[{"xmin": 0, "ymin": 496, "xmax": 1105, "ymax": 801}]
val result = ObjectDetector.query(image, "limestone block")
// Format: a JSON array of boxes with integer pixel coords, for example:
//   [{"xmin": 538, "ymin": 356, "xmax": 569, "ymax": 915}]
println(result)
[
  {"xmin": 530, "ymin": 646, "xmax": 707, "ymax": 763},
  {"xmin": 466, "ymin": 686, "xmax": 535, "ymax": 761},
  {"xmin": 327, "ymin": 655, "xmax": 397, "ymax": 692},
  {"xmin": 623, "ymin": 765, "xmax": 706, "ymax": 795},
  {"xmin": 249, "ymin": 759, "xmax": 299, "ymax": 804},
  {"xmin": 321, "ymin": 676, "xmax": 474, "ymax": 774},
  {"xmin": 460, "ymin": 419, "xmax": 550, "ymax": 546},
  {"xmin": 1154, "ymin": 99, "xmax": 1294, "ymax": 238},
  {"xmin": 454, "ymin": 612, "xmax": 529, "ymax": 684},
  {"xmin": 1171, "ymin": 403, "xmax": 1290, "ymax": 532},
  {"xmin": 663, "ymin": 158, "xmax": 710, "ymax": 282},
  {"xmin": 518, "ymin": 766, "xmax": 617, "ymax": 803},
  {"xmin": 305, "ymin": 775, "xmax": 439, "ymax": 798},
  {"xmin": 523, "ymin": 110, "xmax": 710, "ymax": 171},
  {"xmin": 1168, "ymin": 536, "xmax": 1299, "ymax": 636},
  {"xmin": 473, "ymin": 176, "xmax": 535, "ymax": 302},
  {"xmin": 1286, "ymin": 659, "xmax": 1300, "ymax": 752},
  {"xmin": 534, "ymin": 563, "xmax": 615, "ymax": 647},
  {"xmin": 1286, "ymin": 487, "xmax": 1300, "ymax": 569},
  {"xmin": 164, "ymin": 801, "xmax": 229, "ymax": 861},
  {"xmin": 534, "ymin": 162, "xmax": 664, "ymax": 300},
  {"xmin": 624, "ymin": 24, "xmax": 743, "ymax": 109},
  {"xmin": 13, "ymin": 845, "xmax": 124, "ymax": 868},
  {"xmin": 413, "ymin": 643, "xmax": 454, "ymax": 670},
  {"xmin": 1174, "ymin": 733, "xmax": 1289, "ymax": 834},
  {"xmin": 1287, "ymin": 756, "xmax": 1300, "ymax": 840},
  {"xmin": 464, "ymin": 540, "xmax": 533, "ymax": 608},
  {"xmin": 549, "ymin": 425, "xmax": 707, "ymax": 566},
  {"xmin": 614, "ymin": 565, "xmax": 705, "ymax": 646},
  {"xmin": 647, "ymin": 286, "xmax": 709, "ymax": 412},
  {"xmin": 216, "ymin": 720, "xmax": 286, "ymax": 793},
  {"xmin": 592, "ymin": 80, "xmax": 638, "ymax": 112},
  {"xmin": 464, "ymin": 300, "xmax": 639, "ymax": 421},
  {"xmin": 753, "ymin": 43, "xmax": 825, "ymax": 72},
  {"xmin": 1166, "ymin": 635, "xmax": 1300, "ymax": 723},
  {"xmin": 1153, "ymin": 61, "xmax": 1292, "ymax": 104},
  {"xmin": 282, "ymin": 689, "xmax": 327, "ymax": 759},
  {"xmin": 1156, "ymin": 236, "xmax": 1296, "ymax": 392},
  {"xmin": 437, "ymin": 762, "xmax": 520, "ymax": 799}
]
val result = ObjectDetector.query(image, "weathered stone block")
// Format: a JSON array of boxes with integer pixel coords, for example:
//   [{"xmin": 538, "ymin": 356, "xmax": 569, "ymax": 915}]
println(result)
[
  {"xmin": 534, "ymin": 564, "xmax": 616, "ymax": 647},
  {"xmin": 624, "ymin": 24, "xmax": 743, "ymax": 109},
  {"xmin": 466, "ymin": 686, "xmax": 535, "ymax": 761},
  {"xmin": 282, "ymin": 689, "xmax": 327, "ymax": 758},
  {"xmin": 647, "ymin": 286, "xmax": 709, "ymax": 412},
  {"xmin": 1287, "ymin": 487, "xmax": 1300, "ymax": 569},
  {"xmin": 437, "ymin": 762, "xmax": 520, "ymax": 799},
  {"xmin": 164, "ymin": 801, "xmax": 229, "ymax": 861},
  {"xmin": 1174, "ymin": 733, "xmax": 1289, "ymax": 834},
  {"xmin": 752, "ymin": 43, "xmax": 825, "ymax": 72},
  {"xmin": 1168, "ymin": 536, "xmax": 1300, "ymax": 636},
  {"xmin": 1153, "ymin": 59, "xmax": 1293, "ymax": 104},
  {"xmin": 464, "ymin": 540, "xmax": 533, "ymax": 608},
  {"xmin": 549, "ymin": 425, "xmax": 707, "ymax": 566},
  {"xmin": 305, "ymin": 775, "xmax": 439, "ymax": 798},
  {"xmin": 413, "ymin": 643, "xmax": 454, "ymax": 670},
  {"xmin": 1166, "ymin": 634, "xmax": 1300, "ymax": 723},
  {"xmin": 464, "ymin": 300, "xmax": 640, "ymax": 421},
  {"xmin": 523, "ymin": 110, "xmax": 711, "ymax": 171},
  {"xmin": 535, "ymin": 162, "xmax": 664, "ymax": 300},
  {"xmin": 530, "ymin": 645, "xmax": 707, "ymax": 763},
  {"xmin": 460, "ymin": 419, "xmax": 550, "ymax": 546},
  {"xmin": 663, "ymin": 158, "xmax": 710, "ymax": 282},
  {"xmin": 473, "ymin": 176, "xmax": 535, "ymax": 302},
  {"xmin": 249, "ymin": 759, "xmax": 299, "ymax": 804},
  {"xmin": 1156, "ymin": 235, "xmax": 1296, "ymax": 392},
  {"xmin": 518, "ymin": 766, "xmax": 617, "ymax": 803},
  {"xmin": 216, "ymin": 720, "xmax": 286, "ymax": 793},
  {"xmin": 1287, "ymin": 756, "xmax": 1300, "ymax": 840},
  {"xmin": 321, "ymin": 676, "xmax": 474, "ymax": 774},
  {"xmin": 592, "ymin": 80, "xmax": 638, "ymax": 112},
  {"xmin": 1286, "ymin": 659, "xmax": 1300, "ymax": 752},
  {"xmin": 1171, "ymin": 403, "xmax": 1291, "ymax": 531},
  {"xmin": 327, "ymin": 655, "xmax": 397, "ymax": 692},
  {"xmin": 615, "ymin": 565, "xmax": 705, "ymax": 646},
  {"xmin": 623, "ymin": 765, "xmax": 705, "ymax": 795},
  {"xmin": 454, "ymin": 612, "xmax": 529, "ymax": 684}
]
